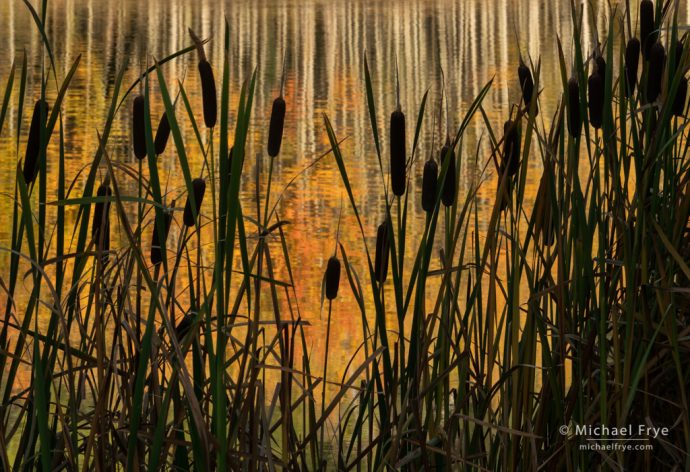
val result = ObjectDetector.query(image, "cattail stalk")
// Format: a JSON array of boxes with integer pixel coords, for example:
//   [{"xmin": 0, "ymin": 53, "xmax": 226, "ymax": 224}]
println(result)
[
  {"xmin": 647, "ymin": 42, "xmax": 665, "ymax": 103},
  {"xmin": 151, "ymin": 201, "xmax": 175, "ymax": 266},
  {"xmin": 325, "ymin": 256, "xmax": 341, "ymax": 300},
  {"xmin": 22, "ymin": 99, "xmax": 49, "ymax": 184},
  {"xmin": 422, "ymin": 159, "xmax": 438, "ymax": 213},
  {"xmin": 625, "ymin": 38, "xmax": 641, "ymax": 96},
  {"xmin": 132, "ymin": 95, "xmax": 146, "ymax": 160},
  {"xmin": 183, "ymin": 178, "xmax": 206, "ymax": 227},
  {"xmin": 374, "ymin": 222, "xmax": 390, "ymax": 283},
  {"xmin": 189, "ymin": 28, "xmax": 217, "ymax": 129}
]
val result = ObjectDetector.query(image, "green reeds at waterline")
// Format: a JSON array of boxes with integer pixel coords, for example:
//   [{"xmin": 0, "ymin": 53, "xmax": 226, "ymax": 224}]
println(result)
[
  {"xmin": 183, "ymin": 177, "xmax": 206, "ymax": 227},
  {"xmin": 325, "ymin": 256, "xmax": 341, "ymax": 300},
  {"xmin": 647, "ymin": 42, "xmax": 666, "ymax": 103},
  {"xmin": 640, "ymin": 0, "xmax": 657, "ymax": 58},
  {"xmin": 421, "ymin": 158, "xmax": 438, "ymax": 213},
  {"xmin": 267, "ymin": 96, "xmax": 286, "ymax": 157},
  {"xmin": 91, "ymin": 182, "xmax": 112, "ymax": 253},
  {"xmin": 625, "ymin": 38, "xmax": 641, "ymax": 96},
  {"xmin": 588, "ymin": 67, "xmax": 604, "ymax": 129},
  {"xmin": 189, "ymin": 28, "xmax": 217, "ymax": 129},
  {"xmin": 567, "ymin": 77, "xmax": 581, "ymax": 138},
  {"xmin": 440, "ymin": 140, "xmax": 456, "ymax": 207},
  {"xmin": 390, "ymin": 107, "xmax": 406, "ymax": 196},
  {"xmin": 21, "ymin": 99, "xmax": 49, "ymax": 184},
  {"xmin": 502, "ymin": 120, "xmax": 520, "ymax": 177},
  {"xmin": 374, "ymin": 221, "xmax": 390, "ymax": 283},
  {"xmin": 150, "ymin": 201, "xmax": 175, "ymax": 266},
  {"xmin": 132, "ymin": 95, "xmax": 146, "ymax": 160},
  {"xmin": 518, "ymin": 58, "xmax": 537, "ymax": 115},
  {"xmin": 154, "ymin": 111, "xmax": 171, "ymax": 155}
]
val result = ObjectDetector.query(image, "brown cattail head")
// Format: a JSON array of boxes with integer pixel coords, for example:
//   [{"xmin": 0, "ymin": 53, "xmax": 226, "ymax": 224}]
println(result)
[
  {"xmin": 502, "ymin": 120, "xmax": 521, "ymax": 177},
  {"xmin": 92, "ymin": 183, "xmax": 112, "ymax": 253},
  {"xmin": 640, "ymin": 0, "xmax": 657, "ymax": 59},
  {"xmin": 518, "ymin": 60, "xmax": 538, "ymax": 115},
  {"xmin": 151, "ymin": 201, "xmax": 175, "ymax": 266},
  {"xmin": 132, "ymin": 95, "xmax": 146, "ymax": 160},
  {"xmin": 647, "ymin": 42, "xmax": 665, "ymax": 103},
  {"xmin": 325, "ymin": 256, "xmax": 341, "ymax": 300},
  {"xmin": 588, "ymin": 70, "xmax": 604, "ymax": 129},
  {"xmin": 154, "ymin": 111, "xmax": 171, "ymax": 155},
  {"xmin": 268, "ymin": 96, "xmax": 286, "ymax": 157},
  {"xmin": 22, "ymin": 99, "xmax": 49, "ymax": 184},
  {"xmin": 374, "ymin": 221, "xmax": 390, "ymax": 283},
  {"xmin": 183, "ymin": 178, "xmax": 206, "ymax": 227},
  {"xmin": 390, "ymin": 109, "xmax": 406, "ymax": 196},
  {"xmin": 198, "ymin": 60, "xmax": 217, "ymax": 129},
  {"xmin": 595, "ymin": 55, "xmax": 607, "ymax": 83},
  {"xmin": 625, "ymin": 38, "xmax": 641, "ymax": 96},
  {"xmin": 440, "ymin": 141, "xmax": 456, "ymax": 207},
  {"xmin": 421, "ymin": 159, "xmax": 438, "ymax": 213},
  {"xmin": 567, "ymin": 77, "xmax": 581, "ymax": 138},
  {"xmin": 673, "ymin": 76, "xmax": 688, "ymax": 117}
]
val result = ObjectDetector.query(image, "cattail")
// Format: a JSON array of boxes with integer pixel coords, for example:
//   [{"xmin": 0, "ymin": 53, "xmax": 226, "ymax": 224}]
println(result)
[
  {"xmin": 174, "ymin": 314, "xmax": 194, "ymax": 342},
  {"xmin": 189, "ymin": 28, "xmax": 217, "ymax": 129},
  {"xmin": 91, "ymin": 183, "xmax": 112, "ymax": 253},
  {"xmin": 673, "ymin": 76, "xmax": 688, "ymax": 117},
  {"xmin": 595, "ymin": 55, "xmax": 606, "ymax": 83},
  {"xmin": 268, "ymin": 96, "xmax": 286, "ymax": 157},
  {"xmin": 325, "ymin": 256, "xmax": 341, "ymax": 300},
  {"xmin": 198, "ymin": 61, "xmax": 217, "ymax": 129},
  {"xmin": 132, "ymin": 95, "xmax": 146, "ymax": 160},
  {"xmin": 674, "ymin": 40, "xmax": 685, "ymax": 75},
  {"xmin": 183, "ymin": 178, "xmax": 206, "ymax": 227},
  {"xmin": 625, "ymin": 38, "xmax": 641, "ymax": 96},
  {"xmin": 421, "ymin": 159, "xmax": 438, "ymax": 213},
  {"xmin": 647, "ymin": 42, "xmax": 665, "ymax": 103},
  {"xmin": 374, "ymin": 221, "xmax": 390, "ymax": 283},
  {"xmin": 151, "ymin": 201, "xmax": 175, "ymax": 266},
  {"xmin": 390, "ymin": 109, "xmax": 406, "ymax": 196},
  {"xmin": 588, "ymin": 70, "xmax": 604, "ymax": 129},
  {"xmin": 440, "ymin": 141, "xmax": 456, "ymax": 207},
  {"xmin": 518, "ymin": 59, "xmax": 537, "ymax": 115},
  {"xmin": 22, "ymin": 99, "xmax": 49, "ymax": 184},
  {"xmin": 154, "ymin": 111, "xmax": 171, "ymax": 155},
  {"xmin": 640, "ymin": 0, "xmax": 656, "ymax": 59},
  {"xmin": 502, "ymin": 120, "xmax": 520, "ymax": 177},
  {"xmin": 567, "ymin": 77, "xmax": 581, "ymax": 138}
]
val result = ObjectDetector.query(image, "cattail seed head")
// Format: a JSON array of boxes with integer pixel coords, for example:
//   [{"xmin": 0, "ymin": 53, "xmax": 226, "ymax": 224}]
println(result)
[
  {"xmin": 588, "ymin": 71, "xmax": 604, "ymax": 129},
  {"xmin": 154, "ymin": 111, "xmax": 171, "ymax": 155},
  {"xmin": 673, "ymin": 76, "xmax": 688, "ymax": 117},
  {"xmin": 325, "ymin": 256, "xmax": 341, "ymax": 300},
  {"xmin": 421, "ymin": 159, "xmax": 438, "ymax": 213},
  {"xmin": 625, "ymin": 38, "xmax": 641, "ymax": 96},
  {"xmin": 390, "ymin": 109, "xmax": 406, "ymax": 196},
  {"xmin": 518, "ymin": 61, "xmax": 538, "ymax": 115},
  {"xmin": 22, "ymin": 99, "xmax": 49, "ymax": 184},
  {"xmin": 132, "ymin": 95, "xmax": 146, "ymax": 160},
  {"xmin": 268, "ymin": 96, "xmax": 286, "ymax": 157},
  {"xmin": 595, "ymin": 55, "xmax": 606, "ymax": 82},
  {"xmin": 640, "ymin": 0, "xmax": 657, "ymax": 59},
  {"xmin": 440, "ymin": 142, "xmax": 456, "ymax": 207},
  {"xmin": 647, "ymin": 42, "xmax": 665, "ymax": 103},
  {"xmin": 198, "ymin": 60, "xmax": 217, "ymax": 128},
  {"xmin": 92, "ymin": 183, "xmax": 112, "ymax": 255},
  {"xmin": 502, "ymin": 120, "xmax": 521, "ymax": 177},
  {"xmin": 183, "ymin": 178, "xmax": 206, "ymax": 227},
  {"xmin": 567, "ymin": 77, "xmax": 581, "ymax": 138},
  {"xmin": 374, "ymin": 222, "xmax": 390, "ymax": 283},
  {"xmin": 151, "ymin": 202, "xmax": 175, "ymax": 266}
]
